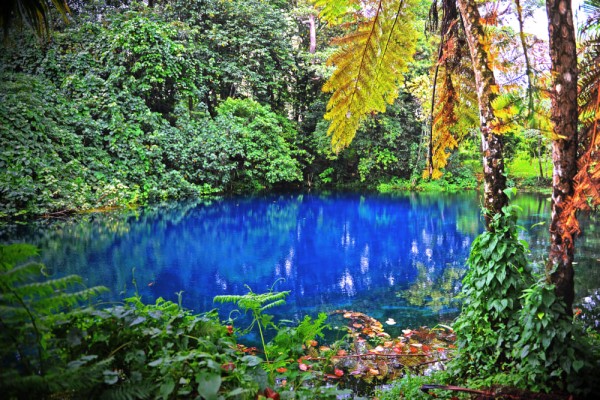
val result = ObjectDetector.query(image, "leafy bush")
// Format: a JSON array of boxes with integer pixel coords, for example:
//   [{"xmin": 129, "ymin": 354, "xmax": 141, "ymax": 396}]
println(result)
[{"xmin": 449, "ymin": 197, "xmax": 534, "ymax": 379}]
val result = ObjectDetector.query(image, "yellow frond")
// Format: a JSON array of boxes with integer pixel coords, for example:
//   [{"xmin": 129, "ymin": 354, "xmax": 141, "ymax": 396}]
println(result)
[{"xmin": 321, "ymin": 0, "xmax": 418, "ymax": 152}]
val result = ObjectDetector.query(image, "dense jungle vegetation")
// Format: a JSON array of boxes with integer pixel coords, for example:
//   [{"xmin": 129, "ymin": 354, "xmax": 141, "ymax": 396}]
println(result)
[
  {"xmin": 2, "ymin": 0, "xmax": 600, "ymax": 399},
  {"xmin": 0, "ymin": 0, "xmax": 553, "ymax": 220}
]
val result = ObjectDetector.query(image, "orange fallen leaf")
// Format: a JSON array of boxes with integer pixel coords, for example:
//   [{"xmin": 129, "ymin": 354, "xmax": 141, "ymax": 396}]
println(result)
[{"xmin": 337, "ymin": 349, "xmax": 348, "ymax": 356}]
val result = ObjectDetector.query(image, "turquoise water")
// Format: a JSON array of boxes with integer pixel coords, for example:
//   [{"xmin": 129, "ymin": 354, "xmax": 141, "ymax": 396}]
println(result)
[{"xmin": 4, "ymin": 191, "xmax": 600, "ymax": 334}]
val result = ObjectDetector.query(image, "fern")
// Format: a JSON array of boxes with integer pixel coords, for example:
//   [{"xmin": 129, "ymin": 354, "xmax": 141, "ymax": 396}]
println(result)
[
  {"xmin": 0, "ymin": 244, "xmax": 108, "ymax": 397},
  {"xmin": 99, "ymin": 379, "xmax": 154, "ymax": 400},
  {"xmin": 214, "ymin": 282, "xmax": 289, "ymax": 363},
  {"xmin": 315, "ymin": 0, "xmax": 418, "ymax": 152}
]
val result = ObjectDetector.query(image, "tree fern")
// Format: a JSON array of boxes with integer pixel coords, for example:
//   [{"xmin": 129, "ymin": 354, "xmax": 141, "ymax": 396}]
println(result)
[
  {"xmin": 314, "ymin": 0, "xmax": 418, "ymax": 152},
  {"xmin": 426, "ymin": 0, "xmax": 478, "ymax": 178},
  {"xmin": 0, "ymin": 243, "xmax": 108, "ymax": 396}
]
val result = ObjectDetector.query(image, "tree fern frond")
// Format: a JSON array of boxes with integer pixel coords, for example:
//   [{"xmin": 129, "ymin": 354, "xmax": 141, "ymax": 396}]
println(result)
[
  {"xmin": 0, "ymin": 262, "xmax": 45, "ymax": 284},
  {"xmin": 34, "ymin": 286, "xmax": 109, "ymax": 312},
  {"xmin": 322, "ymin": 0, "xmax": 418, "ymax": 152},
  {"xmin": 312, "ymin": 0, "xmax": 364, "ymax": 26},
  {"xmin": 0, "ymin": 243, "xmax": 39, "ymax": 266},
  {"xmin": 17, "ymin": 274, "xmax": 84, "ymax": 295},
  {"xmin": 94, "ymin": 378, "xmax": 153, "ymax": 400}
]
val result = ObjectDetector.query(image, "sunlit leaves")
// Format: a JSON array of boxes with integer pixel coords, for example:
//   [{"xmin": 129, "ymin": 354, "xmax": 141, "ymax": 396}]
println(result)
[{"xmin": 318, "ymin": 0, "xmax": 418, "ymax": 152}]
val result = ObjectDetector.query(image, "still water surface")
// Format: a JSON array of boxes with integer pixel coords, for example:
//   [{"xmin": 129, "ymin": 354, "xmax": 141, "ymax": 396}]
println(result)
[{"xmin": 4, "ymin": 191, "xmax": 600, "ymax": 335}]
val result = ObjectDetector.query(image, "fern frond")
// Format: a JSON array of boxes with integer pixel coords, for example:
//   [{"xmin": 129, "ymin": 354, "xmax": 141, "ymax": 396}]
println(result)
[
  {"xmin": 260, "ymin": 299, "xmax": 287, "ymax": 312},
  {"xmin": 0, "ymin": 244, "xmax": 39, "ymax": 266},
  {"xmin": 312, "ymin": 0, "xmax": 364, "ymax": 26},
  {"xmin": 18, "ymin": 274, "xmax": 84, "ymax": 295},
  {"xmin": 321, "ymin": 0, "xmax": 418, "ymax": 152},
  {"xmin": 0, "ymin": 262, "xmax": 45, "ymax": 285},
  {"xmin": 95, "ymin": 378, "xmax": 154, "ymax": 400},
  {"xmin": 34, "ymin": 286, "xmax": 109, "ymax": 312}
]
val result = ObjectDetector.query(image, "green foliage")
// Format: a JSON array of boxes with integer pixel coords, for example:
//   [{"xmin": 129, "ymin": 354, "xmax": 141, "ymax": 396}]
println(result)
[
  {"xmin": 212, "ymin": 99, "xmax": 303, "ymax": 191},
  {"xmin": 0, "ymin": 244, "xmax": 265, "ymax": 399},
  {"xmin": 511, "ymin": 280, "xmax": 597, "ymax": 395},
  {"xmin": 449, "ymin": 198, "xmax": 534, "ymax": 378},
  {"xmin": 70, "ymin": 296, "xmax": 263, "ymax": 400},
  {"xmin": 448, "ymin": 199, "xmax": 597, "ymax": 395},
  {"xmin": 375, "ymin": 372, "xmax": 461, "ymax": 399},
  {"xmin": 0, "ymin": 2, "xmax": 309, "ymax": 218},
  {"xmin": 214, "ymin": 281, "xmax": 291, "ymax": 363},
  {"xmin": 0, "ymin": 243, "xmax": 108, "ymax": 397}
]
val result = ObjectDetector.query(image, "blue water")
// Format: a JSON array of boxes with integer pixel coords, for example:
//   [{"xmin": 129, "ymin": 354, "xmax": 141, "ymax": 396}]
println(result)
[{"xmin": 4, "ymin": 191, "xmax": 600, "ymax": 334}]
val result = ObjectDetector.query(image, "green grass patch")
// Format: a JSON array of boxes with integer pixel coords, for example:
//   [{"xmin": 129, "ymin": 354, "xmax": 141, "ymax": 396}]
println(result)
[{"xmin": 507, "ymin": 156, "xmax": 551, "ymax": 180}]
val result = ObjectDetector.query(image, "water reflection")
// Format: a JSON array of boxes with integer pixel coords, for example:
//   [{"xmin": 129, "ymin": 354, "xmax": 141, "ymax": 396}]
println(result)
[{"xmin": 2, "ymin": 191, "xmax": 599, "ymax": 331}]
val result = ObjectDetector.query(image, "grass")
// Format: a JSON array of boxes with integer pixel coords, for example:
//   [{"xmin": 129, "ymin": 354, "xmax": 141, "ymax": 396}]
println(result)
[{"xmin": 507, "ymin": 156, "xmax": 552, "ymax": 180}]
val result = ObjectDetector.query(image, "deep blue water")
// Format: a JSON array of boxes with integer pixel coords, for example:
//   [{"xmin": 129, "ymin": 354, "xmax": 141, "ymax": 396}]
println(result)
[{"xmin": 4, "ymin": 191, "xmax": 600, "ymax": 335}]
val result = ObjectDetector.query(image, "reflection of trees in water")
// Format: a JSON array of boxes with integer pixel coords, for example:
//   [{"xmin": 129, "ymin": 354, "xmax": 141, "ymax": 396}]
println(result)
[
  {"xmin": 398, "ymin": 262, "xmax": 463, "ymax": 312},
  {"xmin": 3, "ymin": 191, "xmax": 599, "ymax": 329}
]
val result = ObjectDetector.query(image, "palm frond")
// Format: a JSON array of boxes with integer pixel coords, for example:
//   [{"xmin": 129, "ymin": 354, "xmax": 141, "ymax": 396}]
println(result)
[{"xmin": 0, "ymin": 0, "xmax": 70, "ymax": 39}]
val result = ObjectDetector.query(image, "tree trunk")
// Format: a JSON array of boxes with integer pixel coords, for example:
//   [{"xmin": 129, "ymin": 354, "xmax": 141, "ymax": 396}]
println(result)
[
  {"xmin": 456, "ymin": 0, "xmax": 508, "ymax": 225},
  {"xmin": 538, "ymin": 136, "xmax": 545, "ymax": 179},
  {"xmin": 308, "ymin": 14, "xmax": 316, "ymax": 54},
  {"xmin": 545, "ymin": 0, "xmax": 578, "ymax": 313}
]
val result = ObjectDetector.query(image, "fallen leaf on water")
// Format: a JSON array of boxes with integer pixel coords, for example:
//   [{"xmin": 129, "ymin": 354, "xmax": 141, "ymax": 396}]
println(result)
[{"xmin": 385, "ymin": 318, "xmax": 396, "ymax": 325}]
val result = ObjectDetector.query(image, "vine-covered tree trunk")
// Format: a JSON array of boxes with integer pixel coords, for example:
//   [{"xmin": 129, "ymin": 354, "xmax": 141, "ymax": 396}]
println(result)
[
  {"xmin": 545, "ymin": 0, "xmax": 578, "ymax": 313},
  {"xmin": 456, "ymin": 0, "xmax": 508, "ymax": 224}
]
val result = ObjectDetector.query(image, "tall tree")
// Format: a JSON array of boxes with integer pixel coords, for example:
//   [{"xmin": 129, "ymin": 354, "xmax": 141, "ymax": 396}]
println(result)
[
  {"xmin": 454, "ymin": 0, "xmax": 508, "ymax": 221},
  {"xmin": 545, "ymin": 0, "xmax": 579, "ymax": 312}
]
